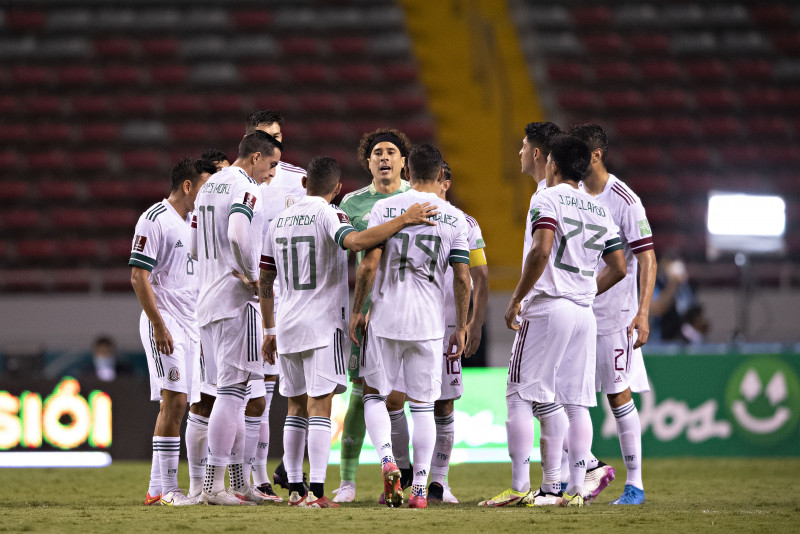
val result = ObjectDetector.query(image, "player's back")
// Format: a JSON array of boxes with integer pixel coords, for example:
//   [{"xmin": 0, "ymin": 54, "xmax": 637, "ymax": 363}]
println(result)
[
  {"xmin": 267, "ymin": 196, "xmax": 352, "ymax": 353},
  {"xmin": 194, "ymin": 165, "xmax": 262, "ymax": 326},
  {"xmin": 524, "ymin": 183, "xmax": 621, "ymax": 310},
  {"xmin": 340, "ymin": 180, "xmax": 410, "ymax": 264},
  {"xmin": 369, "ymin": 189, "xmax": 469, "ymax": 341},
  {"xmin": 265, "ymin": 161, "xmax": 306, "ymax": 203}
]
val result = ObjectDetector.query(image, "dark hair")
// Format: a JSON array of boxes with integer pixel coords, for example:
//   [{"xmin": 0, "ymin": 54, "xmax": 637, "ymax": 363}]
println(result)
[
  {"xmin": 568, "ymin": 123, "xmax": 609, "ymax": 164},
  {"xmin": 357, "ymin": 128, "xmax": 412, "ymax": 171},
  {"xmin": 238, "ymin": 130, "xmax": 282, "ymax": 159},
  {"xmin": 306, "ymin": 156, "xmax": 341, "ymax": 196},
  {"xmin": 548, "ymin": 135, "xmax": 591, "ymax": 183},
  {"xmin": 93, "ymin": 335, "xmax": 115, "ymax": 349},
  {"xmin": 407, "ymin": 144, "xmax": 444, "ymax": 182},
  {"xmin": 200, "ymin": 148, "xmax": 229, "ymax": 164},
  {"xmin": 245, "ymin": 110, "xmax": 283, "ymax": 134},
  {"xmin": 442, "ymin": 161, "xmax": 451, "ymax": 181},
  {"xmin": 524, "ymin": 121, "xmax": 562, "ymax": 155},
  {"xmin": 195, "ymin": 158, "xmax": 218, "ymax": 176},
  {"xmin": 170, "ymin": 156, "xmax": 202, "ymax": 192}
]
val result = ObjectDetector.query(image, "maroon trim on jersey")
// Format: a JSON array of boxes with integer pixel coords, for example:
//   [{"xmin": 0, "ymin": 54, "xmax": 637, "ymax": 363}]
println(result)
[
  {"xmin": 133, "ymin": 235, "xmax": 147, "ymax": 252},
  {"xmin": 191, "ymin": 215, "xmax": 197, "ymax": 228},
  {"xmin": 629, "ymin": 236, "xmax": 654, "ymax": 253},
  {"xmin": 611, "ymin": 183, "xmax": 635, "ymax": 205},
  {"xmin": 531, "ymin": 217, "xmax": 557, "ymax": 235},
  {"xmin": 508, "ymin": 320, "xmax": 529, "ymax": 383},
  {"xmin": 465, "ymin": 214, "xmax": 479, "ymax": 228},
  {"xmin": 259, "ymin": 255, "xmax": 277, "ymax": 271}
]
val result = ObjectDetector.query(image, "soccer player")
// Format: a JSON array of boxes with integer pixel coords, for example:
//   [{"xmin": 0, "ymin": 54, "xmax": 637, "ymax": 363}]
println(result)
[
  {"xmin": 258, "ymin": 156, "xmax": 436, "ymax": 507},
  {"xmin": 350, "ymin": 144, "xmax": 471, "ymax": 509},
  {"xmin": 130, "ymin": 157, "xmax": 210, "ymax": 506},
  {"xmin": 481, "ymin": 135, "xmax": 626, "ymax": 508},
  {"xmin": 386, "ymin": 161, "xmax": 489, "ymax": 504},
  {"xmin": 193, "ymin": 130, "xmax": 281, "ymax": 505},
  {"xmin": 201, "ymin": 149, "xmax": 230, "ymax": 172},
  {"xmin": 332, "ymin": 128, "xmax": 414, "ymax": 503},
  {"xmin": 570, "ymin": 123, "xmax": 656, "ymax": 505}
]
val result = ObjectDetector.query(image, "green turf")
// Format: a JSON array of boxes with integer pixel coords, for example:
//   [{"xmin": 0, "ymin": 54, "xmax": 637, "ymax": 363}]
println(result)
[{"xmin": 1, "ymin": 458, "xmax": 799, "ymax": 533}]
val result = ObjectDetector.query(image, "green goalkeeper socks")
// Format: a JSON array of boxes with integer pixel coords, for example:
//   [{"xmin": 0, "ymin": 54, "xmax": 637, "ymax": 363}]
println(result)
[{"xmin": 339, "ymin": 383, "xmax": 366, "ymax": 482}]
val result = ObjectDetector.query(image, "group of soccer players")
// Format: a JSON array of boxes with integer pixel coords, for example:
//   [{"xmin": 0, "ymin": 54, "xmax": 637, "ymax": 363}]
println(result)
[{"xmin": 130, "ymin": 109, "xmax": 653, "ymax": 509}]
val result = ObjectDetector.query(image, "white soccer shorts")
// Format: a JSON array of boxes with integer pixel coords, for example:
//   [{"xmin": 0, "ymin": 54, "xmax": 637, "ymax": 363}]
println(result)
[
  {"xmin": 394, "ymin": 353, "xmax": 463, "ymax": 401},
  {"xmin": 278, "ymin": 329, "xmax": 348, "ymax": 398},
  {"xmin": 506, "ymin": 299, "xmax": 597, "ymax": 407},
  {"xmin": 199, "ymin": 302, "xmax": 264, "ymax": 388},
  {"xmin": 139, "ymin": 312, "xmax": 201, "ymax": 404},
  {"xmin": 595, "ymin": 328, "xmax": 650, "ymax": 394},
  {"xmin": 359, "ymin": 327, "xmax": 443, "ymax": 403}
]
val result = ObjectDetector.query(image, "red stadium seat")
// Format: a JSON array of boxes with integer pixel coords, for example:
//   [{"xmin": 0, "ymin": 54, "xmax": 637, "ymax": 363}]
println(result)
[
  {"xmin": 141, "ymin": 38, "xmax": 179, "ymax": 57},
  {"xmin": 640, "ymin": 60, "xmax": 682, "ymax": 82},
  {"xmin": 571, "ymin": 6, "xmax": 612, "ymax": 26},
  {"xmin": 700, "ymin": 116, "xmax": 743, "ymax": 137},
  {"xmin": 40, "ymin": 124, "xmax": 72, "ymax": 142},
  {"xmin": 81, "ymin": 124, "xmax": 120, "ymax": 142},
  {"xmin": 206, "ymin": 94, "xmax": 246, "ymax": 115},
  {"xmin": 240, "ymin": 65, "xmax": 283, "ymax": 84},
  {"xmin": 102, "ymin": 268, "xmax": 135, "ymax": 292},
  {"xmin": 0, "ymin": 124, "xmax": 30, "ymax": 142},
  {"xmin": 23, "ymin": 95, "xmax": 61, "ymax": 115},
  {"xmin": 230, "ymin": 10, "xmax": 272, "ymax": 29},
  {"xmin": 388, "ymin": 92, "xmax": 426, "ymax": 112},
  {"xmin": 625, "ymin": 174, "xmax": 670, "ymax": 195},
  {"xmin": 647, "ymin": 89, "xmax": 689, "ymax": 110},
  {"xmin": 582, "ymin": 34, "xmax": 624, "ymax": 55},
  {"xmin": 657, "ymin": 117, "xmax": 696, "ymax": 138},
  {"xmin": 4, "ymin": 10, "xmax": 46, "ymax": 30},
  {"xmin": 281, "ymin": 37, "xmax": 319, "ymax": 56},
  {"xmin": 89, "ymin": 181, "xmax": 130, "ymax": 200},
  {"xmin": 330, "ymin": 37, "xmax": 367, "ymax": 56},
  {"xmin": 615, "ymin": 118, "xmax": 655, "ymax": 138},
  {"xmin": 720, "ymin": 144, "xmax": 761, "ymax": 165},
  {"xmin": 644, "ymin": 204, "xmax": 676, "ymax": 224},
  {"xmin": 103, "ymin": 65, "xmax": 141, "ymax": 86},
  {"xmin": 163, "ymin": 95, "xmax": 204, "ymax": 115},
  {"xmin": 131, "ymin": 181, "xmax": 169, "ymax": 201},
  {"xmin": 0, "ymin": 96, "xmax": 16, "ymax": 115},
  {"xmin": 772, "ymin": 33, "xmax": 800, "ymax": 53},
  {"xmin": 742, "ymin": 88, "xmax": 783, "ymax": 110},
  {"xmin": 558, "ymin": 90, "xmax": 596, "ymax": 111},
  {"xmin": 56, "ymin": 65, "xmax": 96, "ymax": 86},
  {"xmin": 290, "ymin": 64, "xmax": 330, "ymax": 84},
  {"xmin": 17, "ymin": 240, "xmax": 58, "ymax": 260},
  {"xmin": 1, "ymin": 210, "xmax": 40, "ymax": 229},
  {"xmin": 602, "ymin": 89, "xmax": 644, "ymax": 110},
  {"xmin": 216, "ymin": 122, "xmax": 245, "ymax": 141},
  {"xmin": 763, "ymin": 145, "xmax": 800, "ymax": 165},
  {"xmin": 621, "ymin": 146, "xmax": 662, "ymax": 167},
  {"xmin": 336, "ymin": 64, "xmax": 374, "ymax": 84},
  {"xmin": 676, "ymin": 172, "xmax": 714, "ymax": 194},
  {"xmin": 73, "ymin": 151, "xmax": 111, "ymax": 171},
  {"xmin": 686, "ymin": 60, "xmax": 728, "ymax": 82},
  {"xmin": 671, "ymin": 145, "xmax": 711, "ymax": 167},
  {"xmin": 345, "ymin": 93, "xmax": 384, "ymax": 113},
  {"xmin": 299, "ymin": 93, "xmax": 341, "ymax": 113},
  {"xmin": 695, "ymin": 89, "xmax": 738, "ymax": 110},
  {"xmin": 547, "ymin": 61, "xmax": 585, "ymax": 83},
  {"xmin": 749, "ymin": 5, "xmax": 792, "ymax": 27},
  {"xmin": 118, "ymin": 95, "xmax": 156, "ymax": 115},
  {"xmin": 150, "ymin": 65, "xmax": 189, "ymax": 85},
  {"xmin": 51, "ymin": 270, "xmax": 92, "ymax": 292},
  {"xmin": 121, "ymin": 150, "xmax": 162, "ymax": 170},
  {"xmin": 629, "ymin": 34, "xmax": 670, "ymax": 54},
  {"xmin": 94, "ymin": 38, "xmax": 134, "ymax": 57},
  {"xmin": 308, "ymin": 121, "xmax": 349, "ymax": 140},
  {"xmin": 27, "ymin": 151, "xmax": 67, "ymax": 170},
  {"xmin": 11, "ymin": 66, "xmax": 49, "ymax": 86},
  {"xmin": 732, "ymin": 59, "xmax": 771, "ymax": 80},
  {"xmin": 399, "ymin": 120, "xmax": 436, "ymax": 140},
  {"xmin": 0, "ymin": 151, "xmax": 21, "ymax": 169},
  {"xmin": 383, "ymin": 63, "xmax": 418, "ymax": 83},
  {"xmin": 106, "ymin": 238, "xmax": 134, "ymax": 260},
  {"xmin": 2, "ymin": 270, "xmax": 48, "ymax": 293},
  {"xmin": 251, "ymin": 94, "xmax": 293, "ymax": 113},
  {"xmin": 96, "ymin": 209, "xmax": 138, "ymax": 229},
  {"xmin": 170, "ymin": 123, "xmax": 212, "ymax": 142},
  {"xmin": 782, "ymin": 89, "xmax": 800, "ymax": 109},
  {"xmin": 594, "ymin": 61, "xmax": 634, "ymax": 81},
  {"xmin": 39, "ymin": 180, "xmax": 78, "ymax": 199},
  {"xmin": 50, "ymin": 209, "xmax": 92, "ymax": 228},
  {"xmin": 0, "ymin": 181, "xmax": 28, "ymax": 202},
  {"xmin": 71, "ymin": 95, "xmax": 112, "ymax": 115},
  {"xmin": 747, "ymin": 116, "xmax": 788, "ymax": 137}
]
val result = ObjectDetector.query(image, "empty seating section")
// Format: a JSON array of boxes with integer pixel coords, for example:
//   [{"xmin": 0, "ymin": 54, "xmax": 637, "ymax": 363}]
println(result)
[
  {"xmin": 512, "ymin": 1, "xmax": 800, "ymax": 265},
  {"xmin": 0, "ymin": 2, "xmax": 435, "ymax": 292}
]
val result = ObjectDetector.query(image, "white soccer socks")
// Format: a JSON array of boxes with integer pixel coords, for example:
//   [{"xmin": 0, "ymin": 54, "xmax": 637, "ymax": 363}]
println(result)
[
  {"xmin": 389, "ymin": 409, "xmax": 411, "ymax": 470},
  {"xmin": 409, "ymin": 402, "xmax": 435, "ymax": 490},
  {"xmin": 205, "ymin": 384, "xmax": 247, "ymax": 495},
  {"xmin": 283, "ymin": 415, "xmax": 308, "ymax": 489},
  {"xmin": 612, "ymin": 400, "xmax": 643, "ymax": 490},
  {"xmin": 430, "ymin": 413, "xmax": 455, "ymax": 485},
  {"xmin": 148, "ymin": 438, "xmax": 162, "ymax": 496},
  {"xmin": 308, "ymin": 416, "xmax": 333, "ymax": 494},
  {"xmin": 564, "ymin": 404, "xmax": 593, "ymax": 497},
  {"xmin": 186, "ymin": 413, "xmax": 209, "ymax": 496},
  {"xmin": 363, "ymin": 394, "xmax": 394, "ymax": 464},
  {"xmin": 506, "ymin": 394, "xmax": 534, "ymax": 493},
  {"xmin": 537, "ymin": 403, "xmax": 568, "ymax": 495},
  {"xmin": 252, "ymin": 382, "xmax": 275, "ymax": 486},
  {"xmin": 243, "ymin": 416, "xmax": 261, "ymax": 489}
]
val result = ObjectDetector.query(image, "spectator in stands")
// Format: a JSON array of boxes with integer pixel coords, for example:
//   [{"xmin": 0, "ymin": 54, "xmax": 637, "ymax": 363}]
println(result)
[
  {"xmin": 680, "ymin": 304, "xmax": 710, "ymax": 345},
  {"xmin": 92, "ymin": 335, "xmax": 118, "ymax": 382},
  {"xmin": 649, "ymin": 255, "xmax": 698, "ymax": 342}
]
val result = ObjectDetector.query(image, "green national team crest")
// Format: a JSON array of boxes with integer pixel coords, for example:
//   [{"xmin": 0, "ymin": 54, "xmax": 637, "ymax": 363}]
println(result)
[
  {"xmin": 529, "ymin": 208, "xmax": 540, "ymax": 224},
  {"xmin": 637, "ymin": 219, "xmax": 652, "ymax": 237},
  {"xmin": 725, "ymin": 357, "xmax": 800, "ymax": 445}
]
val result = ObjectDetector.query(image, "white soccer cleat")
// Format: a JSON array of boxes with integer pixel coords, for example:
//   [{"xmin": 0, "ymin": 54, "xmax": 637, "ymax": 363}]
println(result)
[
  {"xmin": 236, "ymin": 485, "xmax": 268, "ymax": 504},
  {"xmin": 201, "ymin": 488, "xmax": 255, "ymax": 506},
  {"xmin": 441, "ymin": 482, "xmax": 459, "ymax": 504},
  {"xmin": 331, "ymin": 481, "xmax": 356, "ymax": 503},
  {"xmin": 582, "ymin": 461, "xmax": 616, "ymax": 502},
  {"xmin": 161, "ymin": 490, "xmax": 198, "ymax": 506},
  {"xmin": 520, "ymin": 488, "xmax": 562, "ymax": 507}
]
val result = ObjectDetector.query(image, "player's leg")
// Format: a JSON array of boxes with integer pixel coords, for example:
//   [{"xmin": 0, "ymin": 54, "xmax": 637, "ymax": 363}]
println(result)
[
  {"xmin": 239, "ymin": 383, "xmax": 267, "ymax": 503},
  {"xmin": 284, "ymin": 395, "xmax": 309, "ymax": 504},
  {"xmin": 253, "ymin": 378, "xmax": 280, "ymax": 501},
  {"xmin": 187, "ymin": 394, "xmax": 214, "ymax": 498},
  {"xmin": 154, "ymin": 389, "xmax": 188, "ymax": 504},
  {"xmin": 429, "ymin": 352, "xmax": 462, "ymax": 503},
  {"xmin": 562, "ymin": 404, "xmax": 592, "ymax": 506},
  {"xmin": 306, "ymin": 391, "xmax": 337, "ymax": 507},
  {"xmin": 523, "ymin": 403, "xmax": 567, "ymax": 506},
  {"xmin": 334, "ymin": 339, "xmax": 368, "ymax": 500},
  {"xmin": 608, "ymin": 387, "xmax": 645, "ymax": 505},
  {"xmin": 386, "ymin": 388, "xmax": 411, "ymax": 488}
]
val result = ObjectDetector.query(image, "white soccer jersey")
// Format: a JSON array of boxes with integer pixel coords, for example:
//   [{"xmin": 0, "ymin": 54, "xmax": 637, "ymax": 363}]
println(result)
[
  {"xmin": 520, "ymin": 183, "xmax": 622, "ymax": 314},
  {"xmin": 194, "ymin": 165, "xmax": 264, "ymax": 327},
  {"xmin": 368, "ymin": 190, "xmax": 470, "ymax": 341},
  {"xmin": 443, "ymin": 211, "xmax": 485, "ymax": 336},
  {"xmin": 129, "ymin": 199, "xmax": 199, "ymax": 337},
  {"xmin": 580, "ymin": 175, "xmax": 654, "ymax": 335},
  {"xmin": 263, "ymin": 161, "xmax": 306, "ymax": 204},
  {"xmin": 261, "ymin": 195, "xmax": 356, "ymax": 354}
]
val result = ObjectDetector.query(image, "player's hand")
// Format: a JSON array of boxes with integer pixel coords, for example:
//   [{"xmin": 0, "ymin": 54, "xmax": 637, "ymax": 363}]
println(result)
[
  {"xmin": 349, "ymin": 312, "xmax": 366, "ymax": 346},
  {"xmin": 464, "ymin": 321, "xmax": 482, "ymax": 358},
  {"xmin": 402, "ymin": 202, "xmax": 438, "ymax": 226},
  {"xmin": 447, "ymin": 327, "xmax": 467, "ymax": 361},
  {"xmin": 261, "ymin": 335, "xmax": 277, "ymax": 365},
  {"xmin": 628, "ymin": 312, "xmax": 649, "ymax": 349},
  {"xmin": 231, "ymin": 270, "xmax": 258, "ymax": 295},
  {"xmin": 505, "ymin": 299, "xmax": 522, "ymax": 330},
  {"xmin": 153, "ymin": 323, "xmax": 174, "ymax": 355}
]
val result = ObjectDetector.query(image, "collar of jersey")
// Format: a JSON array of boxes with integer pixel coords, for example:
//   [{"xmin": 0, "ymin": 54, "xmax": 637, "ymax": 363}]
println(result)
[
  {"xmin": 368, "ymin": 179, "xmax": 409, "ymax": 195},
  {"xmin": 230, "ymin": 165, "xmax": 255, "ymax": 183},
  {"xmin": 161, "ymin": 198, "xmax": 183, "ymax": 221}
]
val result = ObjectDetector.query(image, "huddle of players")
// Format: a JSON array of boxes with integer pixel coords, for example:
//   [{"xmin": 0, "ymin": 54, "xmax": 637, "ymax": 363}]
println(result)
[
  {"xmin": 130, "ymin": 111, "xmax": 489, "ymax": 508},
  {"xmin": 476, "ymin": 122, "xmax": 655, "ymax": 508}
]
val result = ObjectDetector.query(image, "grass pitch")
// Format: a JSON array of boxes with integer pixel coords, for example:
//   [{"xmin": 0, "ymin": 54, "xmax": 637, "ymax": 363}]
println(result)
[{"xmin": 1, "ymin": 458, "xmax": 799, "ymax": 533}]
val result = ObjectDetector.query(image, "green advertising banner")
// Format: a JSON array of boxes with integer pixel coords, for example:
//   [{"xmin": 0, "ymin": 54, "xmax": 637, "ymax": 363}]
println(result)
[{"xmin": 590, "ymin": 353, "xmax": 800, "ymax": 457}]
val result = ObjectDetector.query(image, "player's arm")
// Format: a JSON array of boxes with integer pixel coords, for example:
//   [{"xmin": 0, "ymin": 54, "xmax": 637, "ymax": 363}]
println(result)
[
  {"xmin": 596, "ymin": 248, "xmax": 627, "ymax": 296},
  {"xmin": 349, "ymin": 247, "xmax": 382, "ymax": 345},
  {"xmin": 342, "ymin": 202, "xmax": 437, "ymax": 252},
  {"xmin": 228, "ymin": 211, "xmax": 258, "ymax": 290},
  {"xmin": 190, "ymin": 214, "xmax": 198, "ymax": 260},
  {"xmin": 258, "ymin": 263, "xmax": 277, "ymax": 365},
  {"xmin": 449, "ymin": 261, "xmax": 471, "ymax": 360},
  {"xmin": 464, "ymin": 259, "xmax": 488, "ymax": 358},
  {"xmin": 505, "ymin": 227, "xmax": 554, "ymax": 330},
  {"xmin": 130, "ymin": 267, "xmax": 174, "ymax": 355},
  {"xmin": 630, "ymin": 249, "xmax": 657, "ymax": 348}
]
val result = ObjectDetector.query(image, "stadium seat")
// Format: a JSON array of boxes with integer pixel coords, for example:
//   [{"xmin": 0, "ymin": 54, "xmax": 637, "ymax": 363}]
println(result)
[
  {"xmin": 695, "ymin": 88, "xmax": 738, "ymax": 110},
  {"xmin": 27, "ymin": 151, "xmax": 67, "ymax": 170},
  {"xmin": 742, "ymin": 88, "xmax": 783, "ymax": 110},
  {"xmin": 251, "ymin": 94, "xmax": 294, "ymax": 114},
  {"xmin": 784, "ymin": 89, "xmax": 800, "ymax": 108},
  {"xmin": 281, "ymin": 37, "xmax": 319, "ymax": 56},
  {"xmin": 309, "ymin": 121, "xmax": 350, "ymax": 140},
  {"xmin": 615, "ymin": 118, "xmax": 655, "ymax": 138},
  {"xmin": 626, "ymin": 173, "xmax": 670, "ymax": 195},
  {"xmin": 0, "ymin": 124, "xmax": 30, "ymax": 143},
  {"xmin": 103, "ymin": 65, "xmax": 141, "ymax": 86},
  {"xmin": 732, "ymin": 59, "xmax": 772, "ymax": 80},
  {"xmin": 345, "ymin": 93, "xmax": 384, "ymax": 113},
  {"xmin": 720, "ymin": 144, "xmax": 761, "ymax": 165},
  {"xmin": 602, "ymin": 89, "xmax": 644, "ymax": 110},
  {"xmin": 1, "ymin": 270, "xmax": 48, "ymax": 293},
  {"xmin": 118, "ymin": 95, "xmax": 157, "ymax": 115},
  {"xmin": 646, "ymin": 89, "xmax": 689, "ymax": 111},
  {"xmin": 39, "ymin": 181, "xmax": 79, "ymax": 199},
  {"xmin": 206, "ymin": 94, "xmax": 246, "ymax": 115},
  {"xmin": 23, "ymin": 95, "xmax": 62, "ymax": 115},
  {"xmin": 101, "ymin": 268, "xmax": 135, "ymax": 292},
  {"xmin": 56, "ymin": 65, "xmax": 96, "ymax": 86},
  {"xmin": 150, "ymin": 65, "xmax": 189, "ymax": 85},
  {"xmin": 330, "ymin": 37, "xmax": 367, "ymax": 56},
  {"xmin": 1, "ymin": 210, "xmax": 40, "ymax": 229},
  {"xmin": 15, "ymin": 240, "xmax": 57, "ymax": 261},
  {"xmin": 96, "ymin": 208, "xmax": 138, "ymax": 229},
  {"xmin": 671, "ymin": 32, "xmax": 717, "ymax": 55},
  {"xmin": 720, "ymin": 31, "xmax": 771, "ymax": 54},
  {"xmin": 763, "ymin": 145, "xmax": 800, "ymax": 165},
  {"xmin": 299, "ymin": 93, "xmax": 341, "ymax": 114},
  {"xmin": 671, "ymin": 146, "xmax": 711, "ymax": 167},
  {"xmin": 0, "ymin": 151, "xmax": 21, "ymax": 170},
  {"xmin": 51, "ymin": 270, "xmax": 92, "ymax": 292},
  {"xmin": 686, "ymin": 60, "xmax": 728, "ymax": 81},
  {"xmin": 170, "ymin": 123, "xmax": 211, "ymax": 142},
  {"xmin": 230, "ymin": 9, "xmax": 272, "ymax": 29},
  {"xmin": 582, "ymin": 34, "xmax": 624, "ymax": 55},
  {"xmin": 39, "ymin": 123, "xmax": 72, "ymax": 143},
  {"xmin": 336, "ymin": 64, "xmax": 374, "ymax": 85},
  {"xmin": 141, "ymin": 38, "xmax": 178, "ymax": 57},
  {"xmin": 290, "ymin": 64, "xmax": 330, "ymax": 84},
  {"xmin": 50, "ymin": 209, "xmax": 91, "ymax": 229},
  {"xmin": 0, "ymin": 182, "xmax": 28, "ymax": 202},
  {"xmin": 571, "ymin": 6, "xmax": 612, "ymax": 26},
  {"xmin": 239, "ymin": 65, "xmax": 283, "ymax": 84},
  {"xmin": 557, "ymin": 90, "xmax": 596, "ymax": 112},
  {"xmin": 105, "ymin": 238, "xmax": 133, "ymax": 260},
  {"xmin": 383, "ymin": 63, "xmax": 419, "ymax": 83},
  {"xmin": 0, "ymin": 97, "xmax": 16, "ymax": 115},
  {"xmin": 700, "ymin": 116, "xmax": 743, "ymax": 138},
  {"xmin": 594, "ymin": 61, "xmax": 634, "ymax": 82},
  {"xmin": 131, "ymin": 181, "xmax": 169, "ymax": 200},
  {"xmin": 11, "ymin": 66, "xmax": 50, "ymax": 86},
  {"xmin": 629, "ymin": 33, "xmax": 670, "ymax": 54},
  {"xmin": 772, "ymin": 33, "xmax": 800, "ymax": 54},
  {"xmin": 388, "ymin": 92, "xmax": 426, "ymax": 112},
  {"xmin": 71, "ymin": 95, "xmax": 112, "ymax": 115},
  {"xmin": 89, "ymin": 181, "xmax": 128, "ymax": 200},
  {"xmin": 121, "ymin": 150, "xmax": 162, "ymax": 170},
  {"xmin": 621, "ymin": 146, "xmax": 662, "ymax": 168},
  {"xmin": 94, "ymin": 38, "xmax": 135, "ymax": 57},
  {"xmin": 4, "ymin": 10, "xmax": 47, "ymax": 30},
  {"xmin": 657, "ymin": 117, "xmax": 697, "ymax": 138},
  {"xmin": 676, "ymin": 172, "xmax": 715, "ymax": 194},
  {"xmin": 749, "ymin": 5, "xmax": 793, "ymax": 27},
  {"xmin": 547, "ymin": 61, "xmax": 585, "ymax": 83},
  {"xmin": 81, "ymin": 124, "xmax": 120, "ymax": 142},
  {"xmin": 747, "ymin": 116, "xmax": 789, "ymax": 137},
  {"xmin": 640, "ymin": 60, "xmax": 683, "ymax": 82}
]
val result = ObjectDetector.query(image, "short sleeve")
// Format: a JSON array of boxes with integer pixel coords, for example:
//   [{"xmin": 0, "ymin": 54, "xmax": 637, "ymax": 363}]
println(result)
[
  {"xmin": 229, "ymin": 183, "xmax": 260, "ymax": 223},
  {"xmin": 620, "ymin": 198, "xmax": 654, "ymax": 255},
  {"xmin": 259, "ymin": 223, "xmax": 276, "ymax": 271},
  {"xmin": 467, "ymin": 217, "xmax": 485, "ymax": 250},
  {"xmin": 326, "ymin": 206, "xmax": 357, "ymax": 249},
  {"xmin": 129, "ymin": 216, "xmax": 160, "ymax": 272},
  {"xmin": 529, "ymin": 193, "xmax": 557, "ymax": 235},
  {"xmin": 602, "ymin": 221, "xmax": 623, "ymax": 257},
  {"xmin": 448, "ymin": 216, "xmax": 470, "ymax": 265},
  {"xmin": 366, "ymin": 201, "xmax": 384, "ymax": 230}
]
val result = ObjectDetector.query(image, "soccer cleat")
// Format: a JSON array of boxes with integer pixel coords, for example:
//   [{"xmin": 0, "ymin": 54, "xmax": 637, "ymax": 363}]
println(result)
[
  {"xmin": 273, "ymin": 462, "xmax": 310, "ymax": 494},
  {"xmin": 378, "ymin": 492, "xmax": 386, "ymax": 505},
  {"xmin": 427, "ymin": 482, "xmax": 444, "ymax": 503},
  {"xmin": 582, "ymin": 461, "xmax": 616, "ymax": 502},
  {"xmin": 441, "ymin": 482, "xmax": 459, "ymax": 504},
  {"xmin": 288, "ymin": 491, "xmax": 306, "ymax": 506},
  {"xmin": 256, "ymin": 483, "xmax": 283, "ymax": 503},
  {"xmin": 161, "ymin": 490, "xmax": 197, "ymax": 506},
  {"xmin": 520, "ymin": 488, "xmax": 563, "ymax": 507},
  {"xmin": 408, "ymin": 485, "xmax": 427, "ymax": 508},
  {"xmin": 477, "ymin": 488, "xmax": 527, "ymax": 507},
  {"xmin": 144, "ymin": 492, "xmax": 162, "ymax": 506},
  {"xmin": 331, "ymin": 481, "xmax": 355, "ymax": 503},
  {"xmin": 301, "ymin": 492, "xmax": 341, "ymax": 508},
  {"xmin": 381, "ymin": 461, "xmax": 403, "ymax": 508},
  {"xmin": 400, "ymin": 467, "xmax": 414, "ymax": 490},
  {"xmin": 610, "ymin": 484, "xmax": 645, "ymax": 505},
  {"xmin": 201, "ymin": 488, "xmax": 255, "ymax": 506},
  {"xmin": 559, "ymin": 492, "xmax": 584, "ymax": 507},
  {"xmin": 236, "ymin": 485, "xmax": 268, "ymax": 504}
]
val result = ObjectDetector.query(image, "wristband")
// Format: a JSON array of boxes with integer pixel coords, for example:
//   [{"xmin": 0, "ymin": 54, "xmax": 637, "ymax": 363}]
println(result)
[{"xmin": 263, "ymin": 327, "xmax": 276, "ymax": 336}]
